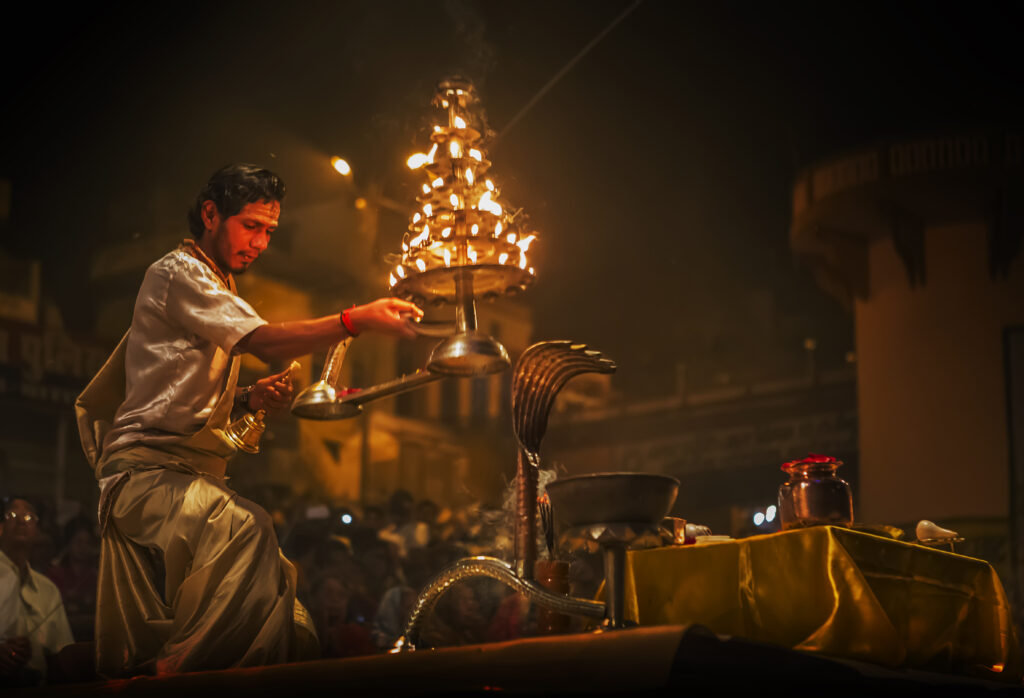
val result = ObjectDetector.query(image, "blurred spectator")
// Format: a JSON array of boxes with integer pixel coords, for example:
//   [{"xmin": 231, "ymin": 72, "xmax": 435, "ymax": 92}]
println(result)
[
  {"xmin": 361, "ymin": 505, "xmax": 385, "ymax": 533},
  {"xmin": 415, "ymin": 499, "xmax": 439, "ymax": 546},
  {"xmin": 46, "ymin": 517, "xmax": 98, "ymax": 643},
  {"xmin": 0, "ymin": 497, "xmax": 73, "ymax": 687},
  {"xmin": 371, "ymin": 546, "xmax": 434, "ymax": 650},
  {"xmin": 308, "ymin": 573, "xmax": 376, "ymax": 658},
  {"xmin": 379, "ymin": 490, "xmax": 427, "ymax": 558},
  {"xmin": 420, "ymin": 582, "xmax": 488, "ymax": 648}
]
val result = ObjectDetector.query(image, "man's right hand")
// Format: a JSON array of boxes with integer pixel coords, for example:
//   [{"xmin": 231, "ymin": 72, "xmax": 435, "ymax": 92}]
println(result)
[
  {"xmin": 348, "ymin": 299, "xmax": 424, "ymax": 339},
  {"xmin": 0, "ymin": 637, "xmax": 30, "ymax": 676}
]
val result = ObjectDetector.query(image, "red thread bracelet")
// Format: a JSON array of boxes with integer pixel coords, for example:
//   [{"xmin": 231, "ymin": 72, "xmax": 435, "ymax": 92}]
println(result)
[{"xmin": 341, "ymin": 308, "xmax": 361, "ymax": 337}]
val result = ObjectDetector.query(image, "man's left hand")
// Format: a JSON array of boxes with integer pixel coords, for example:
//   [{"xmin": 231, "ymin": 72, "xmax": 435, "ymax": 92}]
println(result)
[{"xmin": 249, "ymin": 367, "xmax": 294, "ymax": 412}]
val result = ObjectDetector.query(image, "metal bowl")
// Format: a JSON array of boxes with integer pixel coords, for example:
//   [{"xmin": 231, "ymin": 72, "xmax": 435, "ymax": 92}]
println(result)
[{"xmin": 545, "ymin": 472, "xmax": 680, "ymax": 527}]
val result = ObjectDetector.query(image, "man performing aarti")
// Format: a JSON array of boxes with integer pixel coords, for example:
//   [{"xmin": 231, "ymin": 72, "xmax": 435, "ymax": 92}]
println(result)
[{"xmin": 75, "ymin": 164, "xmax": 422, "ymax": 676}]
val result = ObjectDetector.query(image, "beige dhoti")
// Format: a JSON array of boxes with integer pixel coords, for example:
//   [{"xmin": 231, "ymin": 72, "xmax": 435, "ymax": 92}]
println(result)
[{"xmin": 76, "ymin": 332, "xmax": 317, "ymax": 677}]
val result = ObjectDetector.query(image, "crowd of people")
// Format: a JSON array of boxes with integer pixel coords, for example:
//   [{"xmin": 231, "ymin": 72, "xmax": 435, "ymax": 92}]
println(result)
[{"xmin": 0, "ymin": 486, "xmax": 603, "ymax": 685}]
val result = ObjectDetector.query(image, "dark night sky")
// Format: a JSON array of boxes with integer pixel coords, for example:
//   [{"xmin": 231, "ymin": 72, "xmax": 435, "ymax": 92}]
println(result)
[{"xmin": 2, "ymin": 1, "xmax": 1022, "ymax": 397}]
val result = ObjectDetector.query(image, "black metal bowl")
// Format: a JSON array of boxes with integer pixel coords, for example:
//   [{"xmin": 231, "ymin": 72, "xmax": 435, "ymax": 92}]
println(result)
[{"xmin": 545, "ymin": 472, "xmax": 680, "ymax": 527}]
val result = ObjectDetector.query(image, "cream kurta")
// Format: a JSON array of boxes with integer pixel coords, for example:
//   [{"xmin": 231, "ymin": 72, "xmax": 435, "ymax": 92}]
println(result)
[
  {"xmin": 100, "ymin": 249, "xmax": 266, "ymax": 472},
  {"xmin": 76, "ymin": 244, "xmax": 317, "ymax": 677},
  {"xmin": 0, "ymin": 550, "xmax": 74, "ymax": 678}
]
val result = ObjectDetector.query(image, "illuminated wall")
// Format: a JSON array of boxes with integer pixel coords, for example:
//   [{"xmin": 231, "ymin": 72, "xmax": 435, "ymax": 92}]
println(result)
[{"xmin": 856, "ymin": 223, "xmax": 1024, "ymax": 523}]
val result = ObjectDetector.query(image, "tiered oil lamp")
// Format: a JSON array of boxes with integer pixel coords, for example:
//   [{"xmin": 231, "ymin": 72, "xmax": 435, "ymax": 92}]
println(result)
[
  {"xmin": 390, "ymin": 76, "xmax": 537, "ymax": 376},
  {"xmin": 293, "ymin": 78, "xmax": 535, "ymax": 418}
]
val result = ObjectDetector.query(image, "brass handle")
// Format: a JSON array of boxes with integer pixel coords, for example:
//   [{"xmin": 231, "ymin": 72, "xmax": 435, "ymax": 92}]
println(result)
[{"xmin": 405, "ymin": 318, "xmax": 459, "ymax": 338}]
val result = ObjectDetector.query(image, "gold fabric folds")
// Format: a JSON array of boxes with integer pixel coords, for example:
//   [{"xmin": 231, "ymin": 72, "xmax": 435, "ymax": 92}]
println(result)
[
  {"xmin": 76, "ymin": 292, "xmax": 317, "ymax": 676},
  {"xmin": 96, "ymin": 464, "xmax": 317, "ymax": 675},
  {"xmin": 624, "ymin": 526, "xmax": 1020, "ymax": 679}
]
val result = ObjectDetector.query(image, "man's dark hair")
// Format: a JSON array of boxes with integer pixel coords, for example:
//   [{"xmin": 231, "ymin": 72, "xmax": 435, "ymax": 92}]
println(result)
[{"xmin": 187, "ymin": 163, "xmax": 286, "ymax": 237}]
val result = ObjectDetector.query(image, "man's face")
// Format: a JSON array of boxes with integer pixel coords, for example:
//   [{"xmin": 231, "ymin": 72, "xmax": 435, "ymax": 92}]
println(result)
[
  {"xmin": 204, "ymin": 199, "xmax": 280, "ymax": 274},
  {"xmin": 0, "ymin": 499, "xmax": 39, "ymax": 549}
]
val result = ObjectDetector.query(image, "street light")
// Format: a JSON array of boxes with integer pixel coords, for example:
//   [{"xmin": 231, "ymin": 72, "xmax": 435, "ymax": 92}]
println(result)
[{"xmin": 330, "ymin": 156, "xmax": 352, "ymax": 176}]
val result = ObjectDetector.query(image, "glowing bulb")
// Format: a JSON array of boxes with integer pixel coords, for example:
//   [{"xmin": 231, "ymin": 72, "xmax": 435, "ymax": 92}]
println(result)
[
  {"xmin": 753, "ymin": 512, "xmax": 765, "ymax": 526},
  {"xmin": 516, "ymin": 234, "xmax": 536, "ymax": 252},
  {"xmin": 453, "ymin": 115, "xmax": 467, "ymax": 128},
  {"xmin": 465, "ymin": 168, "xmax": 474, "ymax": 185},
  {"xmin": 485, "ymin": 179, "xmax": 494, "ymax": 190},
  {"xmin": 415, "ymin": 259, "xmax": 427, "ymax": 272},
  {"xmin": 432, "ymin": 177, "xmax": 444, "ymax": 188},
  {"xmin": 423, "ymin": 203, "xmax": 432, "ymax": 217},
  {"xmin": 330, "ymin": 156, "xmax": 351, "ymax": 175},
  {"xmin": 499, "ymin": 252, "xmax": 508, "ymax": 264},
  {"xmin": 528, "ymin": 267, "xmax": 535, "ymax": 275},
  {"xmin": 449, "ymin": 141, "xmax": 462, "ymax": 158},
  {"xmin": 421, "ymin": 183, "xmax": 430, "ymax": 194},
  {"xmin": 506, "ymin": 233, "xmax": 517, "ymax": 244},
  {"xmin": 518, "ymin": 253, "xmax": 527, "ymax": 269},
  {"xmin": 402, "ymin": 242, "xmax": 409, "ymax": 252},
  {"xmin": 433, "ymin": 125, "xmax": 442, "ymax": 133},
  {"xmin": 442, "ymin": 227, "xmax": 452, "ymax": 238},
  {"xmin": 443, "ymin": 249, "xmax": 451, "ymax": 266},
  {"xmin": 449, "ymin": 193, "xmax": 459, "ymax": 208},
  {"xmin": 407, "ymin": 153, "xmax": 429, "ymax": 169},
  {"xmin": 469, "ymin": 149, "xmax": 482, "ymax": 161},
  {"xmin": 412, "ymin": 213, "xmax": 421, "ymax": 223},
  {"xmin": 389, "ymin": 273, "xmax": 397, "ymax": 286},
  {"xmin": 468, "ymin": 248, "xmax": 478, "ymax": 264},
  {"xmin": 495, "ymin": 222, "xmax": 502, "ymax": 235},
  {"xmin": 765, "ymin": 505, "xmax": 777, "ymax": 523},
  {"xmin": 471, "ymin": 224, "xmax": 479, "ymax": 235},
  {"xmin": 441, "ymin": 99, "xmax": 449, "ymax": 108},
  {"xmin": 341, "ymin": 513, "xmax": 353, "ymax": 525},
  {"xmin": 396, "ymin": 265, "xmax": 406, "ymax": 279},
  {"xmin": 427, "ymin": 143, "xmax": 438, "ymax": 161}
]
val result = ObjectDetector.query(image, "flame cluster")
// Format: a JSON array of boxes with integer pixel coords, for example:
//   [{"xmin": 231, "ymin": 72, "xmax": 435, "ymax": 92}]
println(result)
[{"xmin": 388, "ymin": 81, "xmax": 537, "ymax": 300}]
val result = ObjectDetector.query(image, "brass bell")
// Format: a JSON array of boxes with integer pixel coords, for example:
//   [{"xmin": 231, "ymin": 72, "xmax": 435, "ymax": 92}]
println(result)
[{"xmin": 225, "ymin": 409, "xmax": 266, "ymax": 454}]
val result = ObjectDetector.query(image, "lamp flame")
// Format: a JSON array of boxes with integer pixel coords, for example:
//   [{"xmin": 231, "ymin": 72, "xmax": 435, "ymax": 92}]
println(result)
[
  {"xmin": 415, "ymin": 259, "xmax": 427, "ymax": 272},
  {"xmin": 469, "ymin": 149, "xmax": 482, "ymax": 161},
  {"xmin": 478, "ymin": 191, "xmax": 502, "ymax": 216},
  {"xmin": 454, "ymin": 115, "xmax": 467, "ymax": 128},
  {"xmin": 407, "ymin": 153, "xmax": 429, "ymax": 169},
  {"xmin": 449, "ymin": 141, "xmax": 462, "ymax": 158}
]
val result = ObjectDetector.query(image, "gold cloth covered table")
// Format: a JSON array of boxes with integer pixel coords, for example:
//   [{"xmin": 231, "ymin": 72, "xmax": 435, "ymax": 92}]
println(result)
[{"xmin": 623, "ymin": 526, "xmax": 1020, "ymax": 679}]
